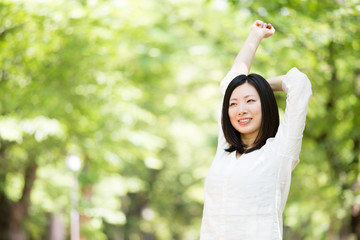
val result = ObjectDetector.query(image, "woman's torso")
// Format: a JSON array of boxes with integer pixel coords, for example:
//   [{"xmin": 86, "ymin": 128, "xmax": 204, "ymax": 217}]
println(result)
[{"xmin": 201, "ymin": 139, "xmax": 283, "ymax": 240}]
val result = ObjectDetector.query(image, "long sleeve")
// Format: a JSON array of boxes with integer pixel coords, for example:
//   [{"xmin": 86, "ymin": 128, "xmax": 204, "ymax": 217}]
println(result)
[{"xmin": 273, "ymin": 67, "xmax": 312, "ymax": 170}]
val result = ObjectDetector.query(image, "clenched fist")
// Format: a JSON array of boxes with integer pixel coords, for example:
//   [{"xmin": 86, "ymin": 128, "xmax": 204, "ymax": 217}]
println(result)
[{"xmin": 251, "ymin": 20, "xmax": 275, "ymax": 39}]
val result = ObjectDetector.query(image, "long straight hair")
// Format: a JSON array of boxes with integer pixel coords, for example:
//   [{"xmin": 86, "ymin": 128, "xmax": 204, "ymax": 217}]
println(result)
[{"xmin": 221, "ymin": 73, "xmax": 279, "ymax": 154}]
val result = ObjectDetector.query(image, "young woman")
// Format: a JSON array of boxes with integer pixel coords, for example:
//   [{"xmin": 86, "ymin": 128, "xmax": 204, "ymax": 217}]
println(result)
[{"xmin": 200, "ymin": 20, "xmax": 312, "ymax": 240}]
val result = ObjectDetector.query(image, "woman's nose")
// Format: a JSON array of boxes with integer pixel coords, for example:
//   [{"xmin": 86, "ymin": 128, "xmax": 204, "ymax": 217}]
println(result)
[{"xmin": 237, "ymin": 104, "xmax": 248, "ymax": 115}]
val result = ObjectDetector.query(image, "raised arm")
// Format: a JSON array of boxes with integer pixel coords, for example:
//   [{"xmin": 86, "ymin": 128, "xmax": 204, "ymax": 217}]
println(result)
[
  {"xmin": 273, "ymin": 67, "xmax": 312, "ymax": 170},
  {"xmin": 216, "ymin": 21, "xmax": 276, "ymax": 153},
  {"xmin": 230, "ymin": 20, "xmax": 275, "ymax": 75},
  {"xmin": 267, "ymin": 75, "xmax": 285, "ymax": 92}
]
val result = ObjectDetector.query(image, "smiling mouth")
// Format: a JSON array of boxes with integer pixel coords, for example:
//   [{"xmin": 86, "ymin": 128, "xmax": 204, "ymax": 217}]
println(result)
[{"xmin": 238, "ymin": 118, "xmax": 252, "ymax": 125}]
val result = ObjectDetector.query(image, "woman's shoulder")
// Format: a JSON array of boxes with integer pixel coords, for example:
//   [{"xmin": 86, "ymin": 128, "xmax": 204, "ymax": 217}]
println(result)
[{"xmin": 261, "ymin": 137, "xmax": 277, "ymax": 153}]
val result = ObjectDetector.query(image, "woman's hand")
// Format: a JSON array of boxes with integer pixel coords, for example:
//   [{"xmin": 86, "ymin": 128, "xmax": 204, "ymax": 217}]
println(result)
[{"xmin": 251, "ymin": 20, "xmax": 275, "ymax": 39}]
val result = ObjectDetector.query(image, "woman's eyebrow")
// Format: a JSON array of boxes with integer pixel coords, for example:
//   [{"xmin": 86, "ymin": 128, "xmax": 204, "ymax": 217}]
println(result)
[{"xmin": 230, "ymin": 95, "xmax": 256, "ymax": 101}]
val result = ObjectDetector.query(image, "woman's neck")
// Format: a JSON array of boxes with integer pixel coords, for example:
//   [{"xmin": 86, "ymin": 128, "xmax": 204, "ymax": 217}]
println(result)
[{"xmin": 241, "ymin": 134, "xmax": 256, "ymax": 147}]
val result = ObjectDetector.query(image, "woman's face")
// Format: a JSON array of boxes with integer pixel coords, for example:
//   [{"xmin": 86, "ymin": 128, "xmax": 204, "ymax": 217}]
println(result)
[{"xmin": 228, "ymin": 83, "xmax": 262, "ymax": 144}]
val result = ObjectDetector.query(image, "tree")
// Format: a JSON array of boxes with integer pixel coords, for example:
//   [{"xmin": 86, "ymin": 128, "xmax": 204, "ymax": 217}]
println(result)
[{"xmin": 0, "ymin": 0, "xmax": 359, "ymax": 239}]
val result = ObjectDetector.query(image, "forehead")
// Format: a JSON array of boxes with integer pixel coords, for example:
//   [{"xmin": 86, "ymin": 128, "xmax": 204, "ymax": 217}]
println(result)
[{"xmin": 230, "ymin": 83, "xmax": 259, "ymax": 99}]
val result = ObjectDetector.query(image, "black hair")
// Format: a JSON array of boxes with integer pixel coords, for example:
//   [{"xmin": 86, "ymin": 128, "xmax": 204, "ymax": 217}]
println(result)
[{"xmin": 221, "ymin": 73, "xmax": 279, "ymax": 154}]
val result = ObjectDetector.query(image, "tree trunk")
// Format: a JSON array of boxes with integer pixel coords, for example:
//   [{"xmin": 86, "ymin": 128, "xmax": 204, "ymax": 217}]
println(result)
[
  {"xmin": 0, "ymin": 141, "xmax": 11, "ymax": 240},
  {"xmin": 0, "ymin": 192, "xmax": 11, "ymax": 240},
  {"xmin": 9, "ymin": 162, "xmax": 37, "ymax": 240},
  {"xmin": 351, "ymin": 139, "xmax": 360, "ymax": 239}
]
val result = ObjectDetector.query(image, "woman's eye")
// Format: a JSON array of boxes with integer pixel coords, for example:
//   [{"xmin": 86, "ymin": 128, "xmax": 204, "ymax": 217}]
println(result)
[
  {"xmin": 230, "ymin": 102, "xmax": 237, "ymax": 106},
  {"xmin": 247, "ymin": 99, "xmax": 255, "ymax": 103}
]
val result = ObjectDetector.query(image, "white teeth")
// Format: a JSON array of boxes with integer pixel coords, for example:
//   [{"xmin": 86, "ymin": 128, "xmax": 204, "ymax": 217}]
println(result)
[{"xmin": 239, "ymin": 118, "xmax": 251, "ymax": 123}]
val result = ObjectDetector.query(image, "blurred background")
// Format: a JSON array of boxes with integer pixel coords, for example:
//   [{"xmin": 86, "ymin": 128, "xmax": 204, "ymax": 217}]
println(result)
[{"xmin": 0, "ymin": 0, "xmax": 359, "ymax": 239}]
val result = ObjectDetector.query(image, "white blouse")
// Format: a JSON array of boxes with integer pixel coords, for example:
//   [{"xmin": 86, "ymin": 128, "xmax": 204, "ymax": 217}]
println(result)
[{"xmin": 200, "ymin": 68, "xmax": 312, "ymax": 240}]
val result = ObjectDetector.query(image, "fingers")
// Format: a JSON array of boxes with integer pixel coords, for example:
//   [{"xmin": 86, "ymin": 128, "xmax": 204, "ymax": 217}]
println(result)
[
  {"xmin": 255, "ymin": 20, "xmax": 273, "ymax": 29},
  {"xmin": 255, "ymin": 20, "xmax": 264, "ymax": 27},
  {"xmin": 253, "ymin": 20, "xmax": 275, "ymax": 38},
  {"xmin": 255, "ymin": 20, "xmax": 263, "ymax": 27}
]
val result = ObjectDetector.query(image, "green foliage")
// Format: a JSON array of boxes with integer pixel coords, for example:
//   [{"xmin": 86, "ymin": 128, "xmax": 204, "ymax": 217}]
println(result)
[{"xmin": 0, "ymin": 0, "xmax": 359, "ymax": 239}]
